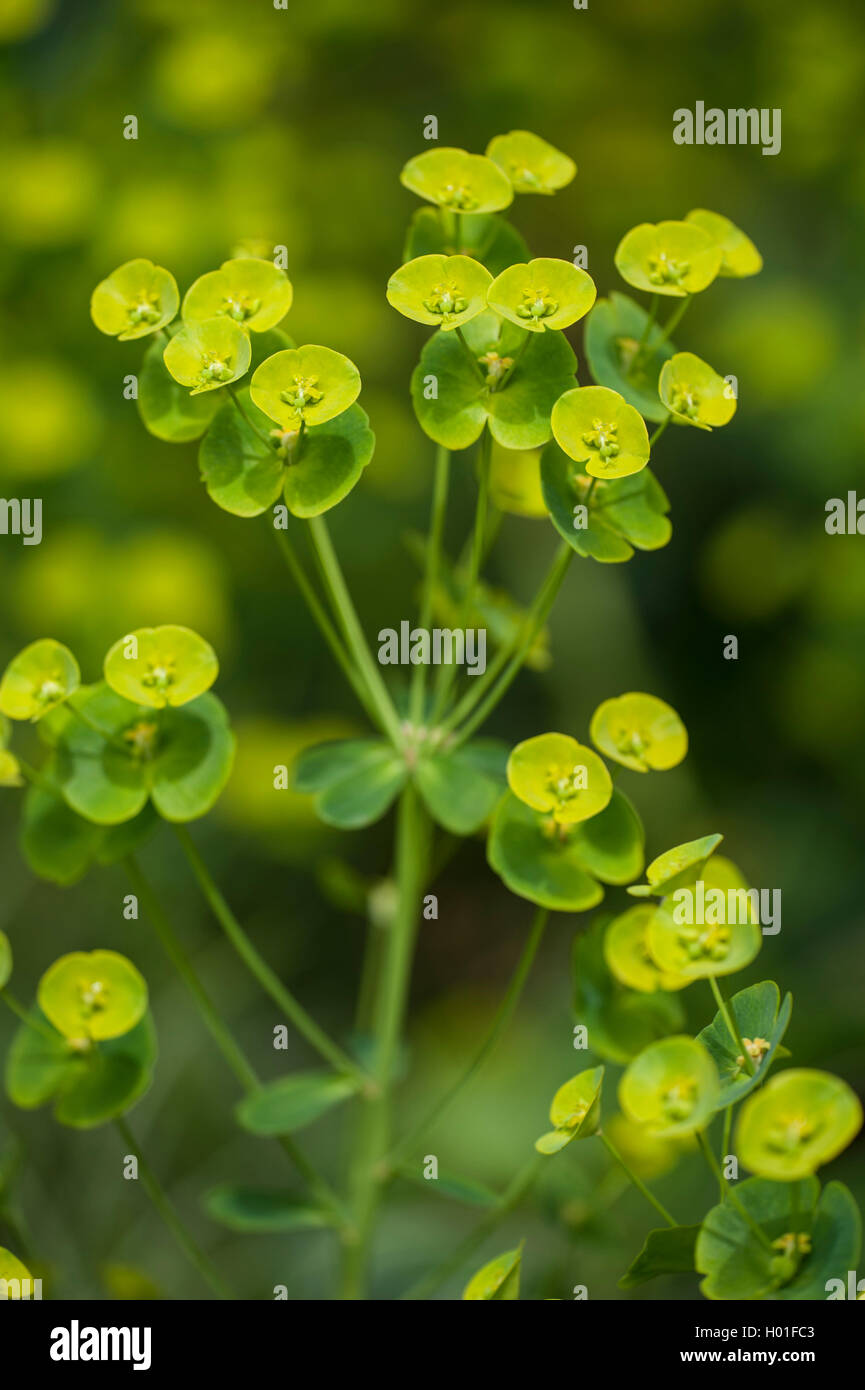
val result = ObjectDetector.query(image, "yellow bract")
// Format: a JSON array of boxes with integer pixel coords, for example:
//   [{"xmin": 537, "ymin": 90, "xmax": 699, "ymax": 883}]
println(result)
[
  {"xmin": 507, "ymin": 732, "xmax": 612, "ymax": 825},
  {"xmin": 104, "ymin": 625, "xmax": 218, "ymax": 709}
]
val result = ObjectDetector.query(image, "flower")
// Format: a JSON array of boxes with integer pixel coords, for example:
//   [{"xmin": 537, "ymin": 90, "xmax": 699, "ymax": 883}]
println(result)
[
  {"xmin": 182, "ymin": 257, "xmax": 293, "ymax": 332},
  {"xmin": 590, "ymin": 692, "xmax": 688, "ymax": 772},
  {"xmin": 487, "ymin": 258, "xmax": 596, "ymax": 333},
  {"xmin": 250, "ymin": 345, "xmax": 361, "ymax": 429},
  {"xmin": 38, "ymin": 950, "xmax": 148, "ymax": 1043},
  {"xmin": 685, "ymin": 209, "xmax": 762, "ymax": 277},
  {"xmin": 604, "ymin": 905, "xmax": 690, "ymax": 993},
  {"xmin": 91, "ymin": 259, "xmax": 179, "ymax": 340},
  {"xmin": 646, "ymin": 855, "xmax": 763, "ymax": 980},
  {"xmin": 400, "ymin": 147, "xmax": 513, "ymax": 214},
  {"xmin": 619, "ymin": 1036, "xmax": 720, "ymax": 1137},
  {"xmin": 0, "ymin": 639, "xmax": 80, "ymax": 722},
  {"xmin": 507, "ymin": 732, "xmax": 612, "ymax": 825},
  {"xmin": 659, "ymin": 352, "xmax": 736, "ymax": 430},
  {"xmin": 551, "ymin": 385, "xmax": 650, "ymax": 480},
  {"xmin": 386, "ymin": 253, "xmax": 492, "ymax": 330},
  {"xmin": 163, "ymin": 317, "xmax": 251, "ymax": 394},
  {"xmin": 535, "ymin": 1066, "xmax": 604, "ymax": 1154},
  {"xmin": 103, "ymin": 625, "xmax": 218, "ymax": 709},
  {"xmin": 736, "ymin": 1069, "xmax": 863, "ymax": 1180},
  {"xmin": 486, "ymin": 130, "xmax": 576, "ymax": 195},
  {"xmin": 615, "ymin": 221, "xmax": 722, "ymax": 297}
]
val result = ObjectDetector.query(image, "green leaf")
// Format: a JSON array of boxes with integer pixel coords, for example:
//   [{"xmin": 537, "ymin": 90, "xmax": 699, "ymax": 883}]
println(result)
[
  {"xmin": 283, "ymin": 404, "xmax": 375, "ymax": 518},
  {"xmin": 541, "ymin": 441, "xmax": 671, "ymax": 564},
  {"xmin": 415, "ymin": 742, "xmax": 506, "ymax": 835},
  {"xmin": 54, "ymin": 1015, "xmax": 157, "ymax": 1129},
  {"xmin": 697, "ymin": 981, "xmax": 792, "ymax": 1109},
  {"xmin": 411, "ymin": 310, "xmax": 576, "ymax": 452},
  {"xmin": 463, "ymin": 1246, "xmax": 521, "ymax": 1300},
  {"xmin": 137, "ymin": 338, "xmax": 221, "ymax": 443},
  {"xmin": 487, "ymin": 791, "xmax": 604, "ymax": 912},
  {"xmin": 236, "ymin": 1071, "xmax": 358, "ymax": 1136},
  {"xmin": 584, "ymin": 293, "xmax": 675, "ymax": 422},
  {"xmin": 403, "ymin": 207, "xmax": 530, "ymax": 276},
  {"xmin": 204, "ymin": 1185, "xmax": 331, "ymax": 1233},
  {"xmin": 776, "ymin": 1183, "xmax": 862, "ymax": 1300},
  {"xmin": 199, "ymin": 390, "xmax": 284, "ymax": 517},
  {"xmin": 294, "ymin": 739, "xmax": 408, "ymax": 829},
  {"xmin": 5, "ymin": 1006, "xmax": 74, "ymax": 1108},
  {"xmin": 569, "ymin": 788, "xmax": 644, "ymax": 885},
  {"xmin": 397, "ymin": 1166, "xmax": 499, "ymax": 1208},
  {"xmin": 629, "ymin": 832, "xmax": 723, "ymax": 898},
  {"xmin": 54, "ymin": 685, "xmax": 150, "ymax": 826},
  {"xmin": 619, "ymin": 1225, "xmax": 700, "ymax": 1289},
  {"xmin": 20, "ymin": 781, "xmax": 103, "ymax": 885},
  {"xmin": 94, "ymin": 804, "xmax": 159, "ymax": 866},
  {"xmin": 696, "ymin": 1176, "xmax": 823, "ymax": 1300},
  {"xmin": 148, "ymin": 692, "xmax": 236, "ymax": 822}
]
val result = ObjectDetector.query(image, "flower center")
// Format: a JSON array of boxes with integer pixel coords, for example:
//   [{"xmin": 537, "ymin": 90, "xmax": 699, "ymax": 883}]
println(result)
[
  {"xmin": 141, "ymin": 660, "xmax": 175, "ymax": 693},
  {"xmin": 423, "ymin": 281, "xmax": 468, "ymax": 321},
  {"xmin": 767, "ymin": 1113, "xmax": 816, "ymax": 1155},
  {"xmin": 670, "ymin": 384, "xmax": 701, "ymax": 420},
  {"xmin": 197, "ymin": 352, "xmax": 235, "ymax": 387},
  {"xmin": 516, "ymin": 286, "xmax": 558, "ymax": 321},
  {"xmin": 736, "ymin": 1036, "xmax": 771, "ymax": 1071},
  {"xmin": 127, "ymin": 292, "xmax": 161, "ymax": 327},
  {"xmin": 78, "ymin": 977, "xmax": 107, "ymax": 1018},
  {"xmin": 222, "ymin": 293, "xmax": 262, "ymax": 323},
  {"xmin": 681, "ymin": 922, "xmax": 731, "ymax": 962},
  {"xmin": 647, "ymin": 252, "xmax": 690, "ymax": 287},
  {"xmin": 478, "ymin": 350, "xmax": 514, "ymax": 387},
  {"xmin": 613, "ymin": 725, "xmax": 647, "ymax": 758},
  {"xmin": 581, "ymin": 418, "xmax": 620, "ymax": 465},
  {"xmin": 123, "ymin": 719, "xmax": 159, "ymax": 760},
  {"xmin": 279, "ymin": 375, "xmax": 323, "ymax": 416},
  {"xmin": 562, "ymin": 1100, "xmax": 589, "ymax": 1130},
  {"xmin": 661, "ymin": 1077, "xmax": 697, "ymax": 1122},
  {"xmin": 546, "ymin": 762, "xmax": 588, "ymax": 809},
  {"xmin": 439, "ymin": 183, "xmax": 478, "ymax": 211},
  {"xmin": 37, "ymin": 676, "xmax": 64, "ymax": 704}
]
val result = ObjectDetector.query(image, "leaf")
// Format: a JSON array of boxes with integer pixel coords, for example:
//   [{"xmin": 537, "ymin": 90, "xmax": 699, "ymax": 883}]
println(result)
[
  {"xmin": 94, "ymin": 804, "xmax": 160, "ymax": 866},
  {"xmin": 20, "ymin": 782, "xmax": 103, "ymax": 885},
  {"xmin": 149, "ymin": 692, "xmax": 236, "ymax": 823},
  {"xmin": 138, "ymin": 338, "xmax": 222, "ymax": 443},
  {"xmin": 415, "ymin": 743, "xmax": 505, "ymax": 835},
  {"xmin": 696, "ymin": 1176, "xmax": 825, "ymax": 1300},
  {"xmin": 697, "ymin": 981, "xmax": 792, "ymax": 1110},
  {"xmin": 199, "ymin": 390, "xmax": 284, "ymax": 518},
  {"xmin": 541, "ymin": 440, "xmax": 671, "ymax": 564},
  {"xmin": 403, "ymin": 207, "xmax": 530, "ymax": 276},
  {"xmin": 294, "ymin": 739, "xmax": 408, "ymax": 829},
  {"xmin": 397, "ymin": 1166, "xmax": 499, "ymax": 1208},
  {"xmin": 584, "ymin": 293, "xmax": 675, "ymax": 422},
  {"xmin": 54, "ymin": 685, "xmax": 150, "ymax": 826},
  {"xmin": 487, "ymin": 791, "xmax": 604, "ymax": 912},
  {"xmin": 283, "ymin": 404, "xmax": 375, "ymax": 518},
  {"xmin": 619, "ymin": 1225, "xmax": 700, "ymax": 1288},
  {"xmin": 5, "ymin": 1006, "xmax": 74, "ymax": 1109},
  {"xmin": 463, "ymin": 1246, "xmax": 521, "ymax": 1301},
  {"xmin": 775, "ymin": 1183, "xmax": 862, "ymax": 1300},
  {"xmin": 53, "ymin": 1015, "xmax": 157, "ymax": 1129},
  {"xmin": 570, "ymin": 788, "xmax": 644, "ymax": 885},
  {"xmin": 204, "ymin": 1185, "xmax": 331, "ymax": 1233},
  {"xmin": 236, "ymin": 1071, "xmax": 358, "ymax": 1137}
]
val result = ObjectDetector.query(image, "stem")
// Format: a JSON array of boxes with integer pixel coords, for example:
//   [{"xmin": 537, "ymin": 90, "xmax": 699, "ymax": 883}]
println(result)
[
  {"xmin": 450, "ymin": 542, "xmax": 573, "ymax": 746},
  {"xmin": 696, "ymin": 1130, "xmax": 774, "ymax": 1251},
  {"xmin": 402, "ymin": 1156, "xmax": 542, "ymax": 1301},
  {"xmin": 720, "ymin": 1107, "xmax": 733, "ymax": 1202},
  {"xmin": 172, "ymin": 824, "xmax": 372, "ymax": 1089},
  {"xmin": 409, "ymin": 444, "xmax": 451, "ymax": 727},
  {"xmin": 635, "ymin": 293, "xmax": 659, "ymax": 353},
  {"xmin": 654, "ymin": 295, "xmax": 691, "ymax": 348},
  {"xmin": 226, "ymin": 383, "xmax": 274, "ymax": 449},
  {"xmin": 709, "ymin": 976, "xmax": 755, "ymax": 1076},
  {"xmin": 66, "ymin": 702, "xmax": 129, "ymax": 753},
  {"xmin": 454, "ymin": 327, "xmax": 485, "ymax": 383},
  {"xmin": 600, "ymin": 1133, "xmax": 678, "ymax": 1227},
  {"xmin": 269, "ymin": 520, "xmax": 383, "ymax": 731},
  {"xmin": 387, "ymin": 908, "xmax": 549, "ymax": 1169},
  {"xmin": 496, "ymin": 333, "xmax": 531, "ymax": 390},
  {"xmin": 431, "ymin": 427, "xmax": 491, "ymax": 721},
  {"xmin": 648, "ymin": 414, "xmax": 672, "ymax": 449},
  {"xmin": 113, "ymin": 1117, "xmax": 233, "ymax": 1299},
  {"xmin": 0, "ymin": 989, "xmax": 61, "ymax": 1043},
  {"xmin": 307, "ymin": 515, "xmax": 404, "ymax": 747},
  {"xmin": 342, "ymin": 785, "xmax": 427, "ymax": 1299}
]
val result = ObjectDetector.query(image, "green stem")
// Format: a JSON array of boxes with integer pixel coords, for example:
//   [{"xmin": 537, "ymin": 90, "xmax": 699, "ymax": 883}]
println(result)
[
  {"xmin": 409, "ymin": 444, "xmax": 451, "ymax": 727},
  {"xmin": 0, "ymin": 989, "xmax": 61, "ymax": 1043},
  {"xmin": 601, "ymin": 1133, "xmax": 678, "ymax": 1227},
  {"xmin": 648, "ymin": 414, "xmax": 672, "ymax": 449},
  {"xmin": 450, "ymin": 542, "xmax": 573, "ymax": 746},
  {"xmin": 172, "ymin": 824, "xmax": 372, "ymax": 1089},
  {"xmin": 720, "ymin": 1107, "xmax": 733, "ymax": 1202},
  {"xmin": 709, "ymin": 976, "xmax": 755, "ymax": 1076},
  {"xmin": 66, "ymin": 701, "xmax": 129, "ymax": 753},
  {"xmin": 226, "ymin": 383, "xmax": 274, "ymax": 449},
  {"xmin": 654, "ymin": 295, "xmax": 691, "ymax": 348},
  {"xmin": 342, "ymin": 785, "xmax": 427, "ymax": 1299},
  {"xmin": 113, "ymin": 1117, "xmax": 233, "ymax": 1299},
  {"xmin": 496, "ymin": 333, "xmax": 531, "ymax": 390},
  {"xmin": 635, "ymin": 293, "xmax": 659, "ymax": 352},
  {"xmin": 386, "ymin": 907, "xmax": 549, "ymax": 1169},
  {"xmin": 402, "ymin": 1156, "xmax": 542, "ymax": 1301},
  {"xmin": 307, "ymin": 515, "xmax": 404, "ymax": 747},
  {"xmin": 431, "ymin": 427, "xmax": 491, "ymax": 721},
  {"xmin": 454, "ymin": 327, "xmax": 485, "ymax": 383},
  {"xmin": 696, "ymin": 1130, "xmax": 773, "ymax": 1251}
]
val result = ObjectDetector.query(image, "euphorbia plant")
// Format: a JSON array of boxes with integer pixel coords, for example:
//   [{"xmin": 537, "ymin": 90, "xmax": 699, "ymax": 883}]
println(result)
[{"xmin": 0, "ymin": 130, "xmax": 859, "ymax": 1303}]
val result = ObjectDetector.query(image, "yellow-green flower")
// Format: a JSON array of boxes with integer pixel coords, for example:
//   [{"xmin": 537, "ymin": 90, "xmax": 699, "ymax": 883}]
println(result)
[
  {"xmin": 685, "ymin": 209, "xmax": 762, "ymax": 277},
  {"xmin": 590, "ymin": 692, "xmax": 687, "ymax": 773},
  {"xmin": 163, "ymin": 317, "xmax": 251, "ymax": 395},
  {"xmin": 604, "ymin": 905, "xmax": 689, "ymax": 993},
  {"xmin": 647, "ymin": 855, "xmax": 762, "ymax": 980},
  {"xmin": 619, "ymin": 1036, "xmax": 720, "ymax": 1138},
  {"xmin": 736, "ymin": 1069, "xmax": 863, "ymax": 1180},
  {"xmin": 182, "ymin": 257, "xmax": 293, "ymax": 332},
  {"xmin": 486, "ymin": 130, "xmax": 576, "ymax": 195},
  {"xmin": 250, "ymin": 345, "xmax": 360, "ymax": 429},
  {"xmin": 0, "ymin": 638, "xmax": 80, "ymax": 722},
  {"xmin": 91, "ymin": 258, "xmax": 179, "ymax": 340},
  {"xmin": 535, "ymin": 1065, "xmax": 604, "ymax": 1154},
  {"xmin": 103, "ymin": 625, "xmax": 218, "ymax": 710},
  {"xmin": 462, "ymin": 1247, "xmax": 521, "ymax": 1300},
  {"xmin": 659, "ymin": 352, "xmax": 736, "ymax": 431},
  {"xmin": 551, "ymin": 385, "xmax": 650, "ymax": 480},
  {"xmin": 0, "ymin": 1248, "xmax": 33, "ymax": 1296},
  {"xmin": 38, "ymin": 949, "xmax": 148, "ymax": 1043},
  {"xmin": 400, "ymin": 147, "xmax": 513, "ymax": 214},
  {"xmin": 615, "ymin": 221, "xmax": 722, "ymax": 297},
  {"xmin": 386, "ymin": 254, "xmax": 492, "ymax": 330},
  {"xmin": 487, "ymin": 258, "xmax": 596, "ymax": 333},
  {"xmin": 507, "ymin": 732, "xmax": 612, "ymax": 826}
]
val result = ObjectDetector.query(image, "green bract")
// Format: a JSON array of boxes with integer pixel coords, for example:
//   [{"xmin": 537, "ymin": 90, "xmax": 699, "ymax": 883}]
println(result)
[
  {"xmin": 412, "ymin": 309, "xmax": 576, "ymax": 451},
  {"xmin": 400, "ymin": 147, "xmax": 513, "ymax": 214},
  {"xmin": 486, "ymin": 130, "xmax": 576, "ymax": 195},
  {"xmin": 541, "ymin": 444, "xmax": 671, "ymax": 563},
  {"xmin": 488, "ymin": 444, "xmax": 546, "ymax": 518},
  {"xmin": 647, "ymin": 855, "xmax": 763, "ymax": 980},
  {"xmin": 551, "ymin": 386, "xmax": 650, "ymax": 480},
  {"xmin": 38, "ymin": 950, "xmax": 147, "ymax": 1042},
  {"xmin": 293, "ymin": 739, "xmax": 408, "ymax": 829},
  {"xmin": 628, "ymin": 832, "xmax": 723, "ymax": 898},
  {"xmin": 415, "ymin": 740, "xmax": 507, "ymax": 836},
  {"xmin": 591, "ymin": 692, "xmax": 687, "ymax": 773},
  {"xmin": 20, "ymin": 783, "xmax": 157, "ymax": 886},
  {"xmin": 137, "ymin": 336, "xmax": 223, "ymax": 442},
  {"xmin": 697, "ymin": 980, "xmax": 792, "ymax": 1109},
  {"xmin": 182, "ymin": 257, "xmax": 293, "ymax": 332},
  {"xmin": 507, "ymin": 733, "xmax": 612, "ymax": 825},
  {"xmin": 250, "ymin": 345, "xmax": 360, "ymax": 430},
  {"xmin": 104, "ymin": 625, "xmax": 218, "ymax": 709},
  {"xmin": 585, "ymin": 293, "xmax": 676, "ymax": 423},
  {"xmin": 615, "ymin": 221, "xmax": 722, "ymax": 297},
  {"xmin": 0, "ymin": 750, "xmax": 23, "ymax": 787},
  {"xmin": 236, "ymin": 1071, "xmax": 359, "ymax": 1136},
  {"xmin": 0, "ymin": 1248, "xmax": 33, "ymax": 1292},
  {"xmin": 736, "ymin": 1070, "xmax": 863, "ymax": 1181},
  {"xmin": 574, "ymin": 919, "xmax": 685, "ymax": 1065},
  {"xmin": 0, "ymin": 639, "xmax": 80, "ymax": 722},
  {"xmin": 386, "ymin": 254, "xmax": 492, "ymax": 330},
  {"xmin": 535, "ymin": 1064, "xmax": 603, "ymax": 1154},
  {"xmin": 0, "ymin": 930, "xmax": 11, "ymax": 989},
  {"xmin": 51, "ymin": 682, "xmax": 235, "ymax": 825},
  {"xmin": 403, "ymin": 207, "xmax": 529, "ymax": 277},
  {"xmin": 619, "ymin": 1036, "xmax": 720, "ymax": 1138},
  {"xmin": 486, "ymin": 259, "xmax": 596, "ymax": 333},
  {"xmin": 697, "ymin": 1178, "xmax": 861, "ymax": 1300},
  {"xmin": 462, "ymin": 1247, "xmax": 521, "ymax": 1300},
  {"xmin": 659, "ymin": 352, "xmax": 736, "ymax": 431},
  {"xmin": 163, "ymin": 316, "xmax": 251, "ymax": 394},
  {"xmin": 90, "ymin": 258, "xmax": 179, "ymax": 341},
  {"xmin": 604, "ymin": 905, "xmax": 689, "ymax": 993},
  {"xmin": 685, "ymin": 209, "xmax": 762, "ymax": 278}
]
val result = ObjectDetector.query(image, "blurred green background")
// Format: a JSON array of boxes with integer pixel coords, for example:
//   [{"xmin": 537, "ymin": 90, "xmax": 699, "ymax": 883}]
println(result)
[{"xmin": 1, "ymin": 0, "xmax": 863, "ymax": 1300}]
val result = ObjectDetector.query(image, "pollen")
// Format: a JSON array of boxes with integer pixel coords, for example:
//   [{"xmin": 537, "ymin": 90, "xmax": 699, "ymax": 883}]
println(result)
[
  {"xmin": 516, "ymin": 286, "xmax": 558, "ymax": 321},
  {"xmin": 581, "ymin": 418, "xmax": 620, "ymax": 464}
]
